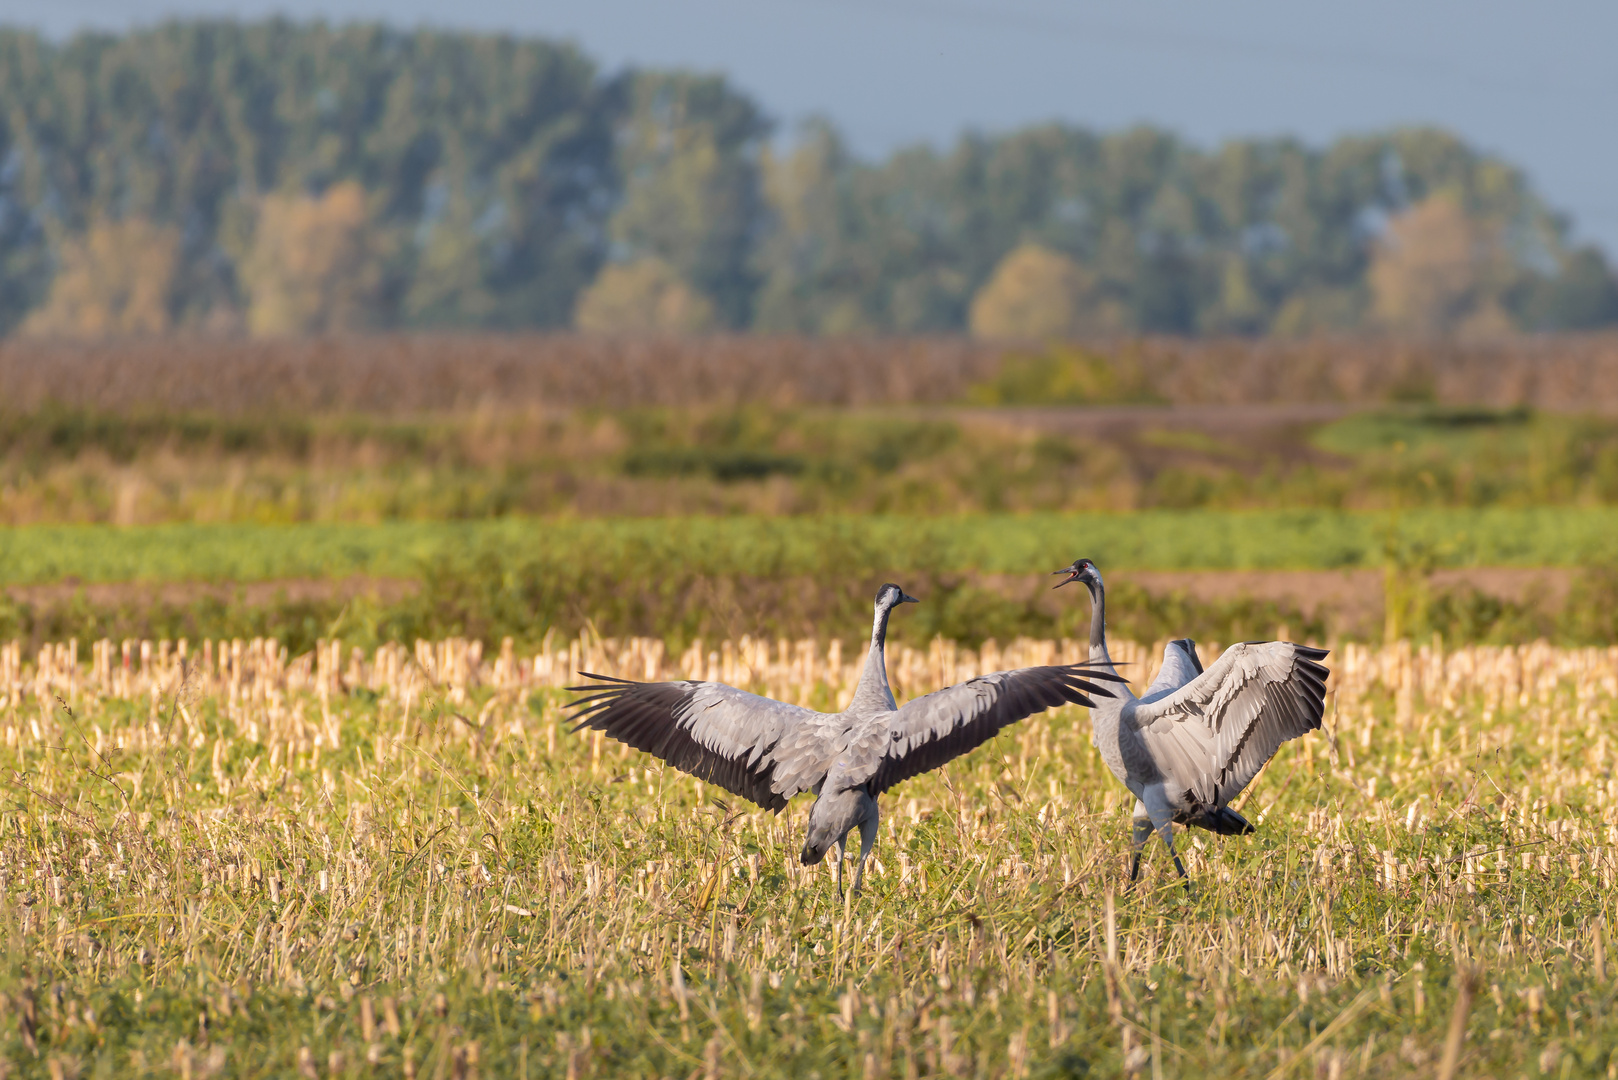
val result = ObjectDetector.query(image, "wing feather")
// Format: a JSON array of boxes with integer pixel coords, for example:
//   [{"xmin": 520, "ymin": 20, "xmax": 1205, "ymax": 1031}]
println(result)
[
  {"xmin": 564, "ymin": 674, "xmax": 835, "ymax": 812},
  {"xmin": 1130, "ymin": 643, "xmax": 1329, "ymax": 807},
  {"xmin": 860, "ymin": 663, "xmax": 1124, "ymax": 795},
  {"xmin": 1141, "ymin": 639, "xmax": 1205, "ymax": 700}
]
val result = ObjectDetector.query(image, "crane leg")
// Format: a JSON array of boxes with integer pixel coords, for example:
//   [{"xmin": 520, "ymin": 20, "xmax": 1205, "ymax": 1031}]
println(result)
[
  {"xmin": 851, "ymin": 811, "xmax": 879, "ymax": 895},
  {"xmin": 1144, "ymin": 792, "xmax": 1191, "ymax": 891},
  {"xmin": 834, "ymin": 834, "xmax": 847, "ymax": 898},
  {"xmin": 1127, "ymin": 814, "xmax": 1154, "ymax": 885}
]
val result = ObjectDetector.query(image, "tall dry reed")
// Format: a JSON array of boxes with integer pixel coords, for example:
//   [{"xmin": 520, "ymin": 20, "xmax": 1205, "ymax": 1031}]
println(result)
[{"xmin": 5, "ymin": 332, "xmax": 1618, "ymax": 414}]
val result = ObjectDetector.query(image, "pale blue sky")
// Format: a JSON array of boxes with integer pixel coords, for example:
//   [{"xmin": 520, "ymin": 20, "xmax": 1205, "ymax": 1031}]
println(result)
[{"xmin": 6, "ymin": 0, "xmax": 1614, "ymax": 255}]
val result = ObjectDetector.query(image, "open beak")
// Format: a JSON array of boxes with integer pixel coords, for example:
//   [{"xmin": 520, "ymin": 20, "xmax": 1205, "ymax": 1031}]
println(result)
[
  {"xmin": 900, "ymin": 592, "xmax": 919, "ymax": 604},
  {"xmin": 1051, "ymin": 565, "xmax": 1082, "ymax": 589}
]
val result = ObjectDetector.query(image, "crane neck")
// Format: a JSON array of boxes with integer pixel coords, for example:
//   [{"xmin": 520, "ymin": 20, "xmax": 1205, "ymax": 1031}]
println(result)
[
  {"xmin": 1078, "ymin": 573, "xmax": 1132, "ymax": 784},
  {"xmin": 870, "ymin": 598, "xmax": 897, "ymax": 650},
  {"xmin": 848, "ymin": 600, "xmax": 899, "ymax": 714},
  {"xmin": 1086, "ymin": 577, "xmax": 1113, "ymax": 668}
]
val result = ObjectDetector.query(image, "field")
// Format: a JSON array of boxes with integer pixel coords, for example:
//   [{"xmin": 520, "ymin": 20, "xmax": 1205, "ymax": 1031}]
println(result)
[
  {"xmin": 3, "ymin": 630, "xmax": 1617, "ymax": 1077},
  {"xmin": 4, "ymin": 507, "xmax": 1618, "ymax": 654},
  {"xmin": 6, "ymin": 335, "xmax": 1618, "ymax": 652},
  {"xmin": 5, "ymin": 334, "xmax": 1618, "ymax": 1076},
  {"xmin": 6, "ymin": 339, "xmax": 1618, "ymax": 530}
]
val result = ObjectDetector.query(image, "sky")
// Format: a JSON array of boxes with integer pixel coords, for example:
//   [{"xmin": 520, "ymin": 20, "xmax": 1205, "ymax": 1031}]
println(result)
[{"xmin": 7, "ymin": 0, "xmax": 1615, "ymax": 256}]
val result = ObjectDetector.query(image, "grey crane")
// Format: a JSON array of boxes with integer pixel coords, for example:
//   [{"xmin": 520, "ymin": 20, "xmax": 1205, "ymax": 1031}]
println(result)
[
  {"xmin": 1052, "ymin": 558, "xmax": 1329, "ymax": 887},
  {"xmin": 566, "ymin": 583, "xmax": 1124, "ymax": 895}
]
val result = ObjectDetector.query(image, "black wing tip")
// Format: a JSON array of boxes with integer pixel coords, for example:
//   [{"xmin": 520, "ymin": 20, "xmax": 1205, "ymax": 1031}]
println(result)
[
  {"xmin": 1217, "ymin": 807, "xmax": 1256, "ymax": 835},
  {"xmin": 557, "ymin": 678, "xmax": 789, "ymax": 814},
  {"xmin": 565, "ymin": 671, "xmax": 635, "ymax": 693},
  {"xmin": 1061, "ymin": 663, "xmax": 1131, "ymax": 683},
  {"xmin": 1169, "ymin": 639, "xmax": 1206, "ymax": 675}
]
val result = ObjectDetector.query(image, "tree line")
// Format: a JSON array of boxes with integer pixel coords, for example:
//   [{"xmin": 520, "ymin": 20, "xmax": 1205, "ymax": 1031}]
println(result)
[{"xmin": 0, "ymin": 19, "xmax": 1613, "ymax": 340}]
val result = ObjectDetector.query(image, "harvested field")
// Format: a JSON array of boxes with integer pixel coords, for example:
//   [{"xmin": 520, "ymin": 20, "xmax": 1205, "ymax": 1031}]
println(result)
[{"xmin": 2, "ymin": 632, "xmax": 1617, "ymax": 1075}]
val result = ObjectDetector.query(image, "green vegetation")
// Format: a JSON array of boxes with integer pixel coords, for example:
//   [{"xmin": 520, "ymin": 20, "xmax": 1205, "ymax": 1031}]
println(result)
[
  {"xmin": 2, "ymin": 509, "xmax": 1617, "ymax": 652},
  {"xmin": 13, "ymin": 401, "xmax": 1618, "ymax": 524},
  {"xmin": 963, "ymin": 346, "xmax": 1161, "ymax": 406},
  {"xmin": 6, "ymin": 399, "xmax": 1618, "ymax": 650},
  {"xmin": 0, "ymin": 20, "xmax": 1611, "ymax": 339},
  {"xmin": 1312, "ymin": 405, "xmax": 1537, "ymax": 456},
  {"xmin": 1309, "ymin": 407, "xmax": 1618, "ymax": 509},
  {"xmin": 3, "ymin": 637, "xmax": 1616, "ymax": 1076},
  {"xmin": 3, "ymin": 509, "xmax": 1618, "ymax": 587}
]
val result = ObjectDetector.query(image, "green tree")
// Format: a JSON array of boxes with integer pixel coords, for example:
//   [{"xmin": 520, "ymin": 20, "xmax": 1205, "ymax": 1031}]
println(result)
[
  {"xmin": 0, "ymin": 22, "xmax": 613, "ymax": 333},
  {"xmin": 1515, "ymin": 247, "xmax": 1618, "ymax": 330},
  {"xmin": 0, "ymin": 21, "xmax": 1608, "ymax": 339},
  {"xmin": 753, "ymin": 119, "xmax": 872, "ymax": 334},
  {"xmin": 607, "ymin": 72, "xmax": 769, "ymax": 329}
]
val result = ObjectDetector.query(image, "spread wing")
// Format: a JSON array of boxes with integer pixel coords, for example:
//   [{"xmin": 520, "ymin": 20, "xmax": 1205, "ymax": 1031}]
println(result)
[
  {"xmin": 565, "ymin": 674, "xmax": 839, "ymax": 812},
  {"xmin": 1141, "ymin": 639, "xmax": 1203, "ymax": 700},
  {"xmin": 1130, "ymin": 643, "xmax": 1329, "ymax": 808},
  {"xmin": 857, "ymin": 663, "xmax": 1125, "ymax": 795}
]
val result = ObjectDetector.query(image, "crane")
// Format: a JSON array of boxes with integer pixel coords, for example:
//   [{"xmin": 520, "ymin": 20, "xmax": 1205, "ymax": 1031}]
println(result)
[
  {"xmin": 567, "ymin": 582, "xmax": 1123, "ymax": 895},
  {"xmin": 1052, "ymin": 558, "xmax": 1329, "ymax": 887}
]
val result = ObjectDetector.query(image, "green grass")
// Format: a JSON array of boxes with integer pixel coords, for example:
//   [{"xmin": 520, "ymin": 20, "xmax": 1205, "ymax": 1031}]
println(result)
[
  {"xmin": 3, "ymin": 635, "xmax": 1617, "ymax": 1077},
  {"xmin": 5, "ymin": 507, "xmax": 1618, "ymax": 586},
  {"xmin": 5, "ymin": 510, "xmax": 1618, "ymax": 655},
  {"xmin": 1311, "ymin": 405, "xmax": 1538, "ymax": 456}
]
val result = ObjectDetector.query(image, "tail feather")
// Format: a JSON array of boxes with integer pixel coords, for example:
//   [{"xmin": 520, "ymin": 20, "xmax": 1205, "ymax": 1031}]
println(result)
[{"xmin": 1192, "ymin": 806, "xmax": 1255, "ymax": 835}]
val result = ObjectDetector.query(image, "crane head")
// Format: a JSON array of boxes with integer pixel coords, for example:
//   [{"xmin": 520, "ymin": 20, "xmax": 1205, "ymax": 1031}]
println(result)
[
  {"xmin": 876, "ymin": 583, "xmax": 920, "ymax": 607},
  {"xmin": 1052, "ymin": 558, "xmax": 1100, "ymax": 590}
]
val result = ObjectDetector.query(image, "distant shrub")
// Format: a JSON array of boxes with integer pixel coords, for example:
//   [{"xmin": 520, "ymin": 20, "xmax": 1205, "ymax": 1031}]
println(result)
[{"xmin": 965, "ymin": 345, "xmax": 1161, "ymax": 406}]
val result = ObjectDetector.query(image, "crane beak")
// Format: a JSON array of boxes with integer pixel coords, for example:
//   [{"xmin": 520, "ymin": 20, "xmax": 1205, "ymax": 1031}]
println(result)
[
  {"xmin": 1052, "ymin": 564, "xmax": 1083, "ymax": 589},
  {"xmin": 900, "ymin": 592, "xmax": 919, "ymax": 604}
]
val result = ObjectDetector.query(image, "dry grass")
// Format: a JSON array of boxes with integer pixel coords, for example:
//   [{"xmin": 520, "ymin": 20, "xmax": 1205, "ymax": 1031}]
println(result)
[
  {"xmin": 6, "ymin": 333, "xmax": 1618, "ymax": 414},
  {"xmin": 0, "ymin": 336, "xmax": 1000, "ymax": 414},
  {"xmin": 3, "ymin": 629, "xmax": 1618, "ymax": 1075}
]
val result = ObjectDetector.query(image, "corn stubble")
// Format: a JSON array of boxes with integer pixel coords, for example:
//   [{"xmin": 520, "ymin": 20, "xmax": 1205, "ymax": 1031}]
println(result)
[{"xmin": 3, "ymin": 632, "xmax": 1617, "ymax": 1077}]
